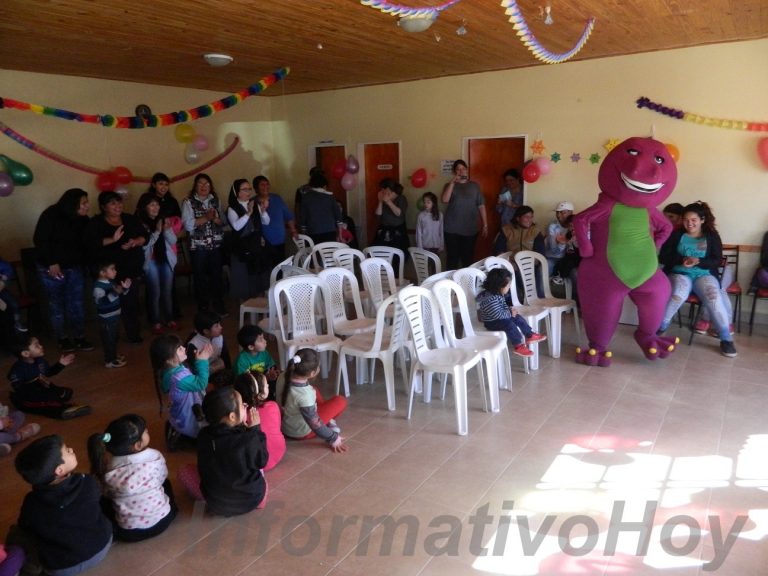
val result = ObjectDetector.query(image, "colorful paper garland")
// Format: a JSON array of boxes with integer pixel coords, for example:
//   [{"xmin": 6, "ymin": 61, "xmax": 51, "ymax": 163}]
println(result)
[
  {"xmin": 0, "ymin": 68, "xmax": 289, "ymax": 128},
  {"xmin": 360, "ymin": 0, "xmax": 461, "ymax": 18},
  {"xmin": 0, "ymin": 120, "xmax": 239, "ymax": 183},
  {"xmin": 636, "ymin": 96, "xmax": 768, "ymax": 131}
]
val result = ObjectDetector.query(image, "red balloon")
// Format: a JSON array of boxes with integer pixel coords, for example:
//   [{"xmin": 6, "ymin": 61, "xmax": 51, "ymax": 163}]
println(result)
[
  {"xmin": 522, "ymin": 163, "xmax": 540, "ymax": 183},
  {"xmin": 411, "ymin": 168, "xmax": 427, "ymax": 188},
  {"xmin": 113, "ymin": 166, "xmax": 133, "ymax": 184},
  {"xmin": 331, "ymin": 159, "xmax": 347, "ymax": 180},
  {"xmin": 758, "ymin": 138, "xmax": 768, "ymax": 169},
  {"xmin": 96, "ymin": 172, "xmax": 117, "ymax": 191}
]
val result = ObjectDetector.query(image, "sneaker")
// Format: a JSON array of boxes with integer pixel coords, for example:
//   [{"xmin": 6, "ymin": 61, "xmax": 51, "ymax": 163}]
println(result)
[
  {"xmin": 513, "ymin": 344, "xmax": 535, "ymax": 357},
  {"xmin": 166, "ymin": 320, "xmax": 179, "ymax": 331},
  {"xmin": 60, "ymin": 405, "xmax": 92, "ymax": 419},
  {"xmin": 151, "ymin": 323, "xmax": 165, "ymax": 335},
  {"xmin": 719, "ymin": 341, "xmax": 738, "ymax": 358},
  {"xmin": 165, "ymin": 421, "xmax": 181, "ymax": 452},
  {"xmin": 526, "ymin": 333, "xmax": 547, "ymax": 344},
  {"xmin": 327, "ymin": 419, "xmax": 341, "ymax": 434},
  {"xmin": 74, "ymin": 338, "xmax": 94, "ymax": 351},
  {"xmin": 105, "ymin": 358, "xmax": 127, "ymax": 368},
  {"xmin": 0, "ymin": 443, "xmax": 11, "ymax": 457},
  {"xmin": 17, "ymin": 423, "xmax": 41, "ymax": 441},
  {"xmin": 117, "ymin": 354, "xmax": 127, "ymax": 362},
  {"xmin": 59, "ymin": 338, "xmax": 75, "ymax": 353},
  {"xmin": 693, "ymin": 320, "xmax": 710, "ymax": 335}
]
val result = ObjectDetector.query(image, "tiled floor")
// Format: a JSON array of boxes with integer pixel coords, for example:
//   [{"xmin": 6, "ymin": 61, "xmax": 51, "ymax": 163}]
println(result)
[{"xmin": 1, "ymin": 310, "xmax": 767, "ymax": 576}]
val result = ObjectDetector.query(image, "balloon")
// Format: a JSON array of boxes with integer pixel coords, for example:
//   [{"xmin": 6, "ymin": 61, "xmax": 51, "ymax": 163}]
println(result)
[
  {"xmin": 174, "ymin": 123, "xmax": 195, "ymax": 143},
  {"xmin": 416, "ymin": 197, "xmax": 424, "ymax": 211},
  {"xmin": 0, "ymin": 173, "xmax": 14, "ymax": 197},
  {"xmin": 0, "ymin": 155, "xmax": 33, "ymax": 186},
  {"xmin": 346, "ymin": 154, "xmax": 359, "ymax": 174},
  {"xmin": 522, "ymin": 162, "xmax": 540, "ymax": 183},
  {"xmin": 340, "ymin": 172, "xmax": 358, "ymax": 191},
  {"xmin": 331, "ymin": 159, "xmax": 347, "ymax": 180},
  {"xmin": 113, "ymin": 166, "xmax": 133, "ymax": 185},
  {"xmin": 193, "ymin": 134, "xmax": 209, "ymax": 152},
  {"xmin": 96, "ymin": 172, "xmax": 117, "ymax": 191},
  {"xmin": 535, "ymin": 157, "xmax": 552, "ymax": 175},
  {"xmin": 758, "ymin": 138, "xmax": 768, "ymax": 169},
  {"xmin": 665, "ymin": 143, "xmax": 680, "ymax": 163},
  {"xmin": 184, "ymin": 144, "xmax": 200, "ymax": 164},
  {"xmin": 410, "ymin": 168, "xmax": 427, "ymax": 188}
]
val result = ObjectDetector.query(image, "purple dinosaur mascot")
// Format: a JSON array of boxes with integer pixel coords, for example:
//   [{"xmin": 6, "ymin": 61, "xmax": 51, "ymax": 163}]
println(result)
[{"xmin": 573, "ymin": 137, "xmax": 679, "ymax": 367}]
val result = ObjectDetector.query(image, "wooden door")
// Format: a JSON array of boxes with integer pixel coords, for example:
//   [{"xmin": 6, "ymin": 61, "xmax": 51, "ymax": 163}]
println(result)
[
  {"xmin": 467, "ymin": 137, "xmax": 526, "ymax": 258},
  {"xmin": 315, "ymin": 145, "xmax": 347, "ymax": 213},
  {"xmin": 362, "ymin": 143, "xmax": 400, "ymax": 246}
]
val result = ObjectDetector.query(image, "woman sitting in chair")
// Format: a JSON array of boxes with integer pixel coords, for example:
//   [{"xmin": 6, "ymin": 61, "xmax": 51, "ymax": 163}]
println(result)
[{"xmin": 657, "ymin": 201, "xmax": 737, "ymax": 358}]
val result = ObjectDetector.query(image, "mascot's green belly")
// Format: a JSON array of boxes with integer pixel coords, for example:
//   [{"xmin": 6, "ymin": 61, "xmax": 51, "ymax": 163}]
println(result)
[{"xmin": 607, "ymin": 204, "xmax": 657, "ymax": 289}]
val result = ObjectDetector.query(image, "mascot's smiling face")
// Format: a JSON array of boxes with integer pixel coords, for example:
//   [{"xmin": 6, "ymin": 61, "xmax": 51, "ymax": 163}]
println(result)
[{"xmin": 598, "ymin": 137, "xmax": 677, "ymax": 209}]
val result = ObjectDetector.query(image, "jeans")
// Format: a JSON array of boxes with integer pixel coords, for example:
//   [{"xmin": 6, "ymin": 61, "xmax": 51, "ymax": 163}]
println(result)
[
  {"xmin": 444, "ymin": 232, "xmax": 478, "ymax": 270},
  {"xmin": 144, "ymin": 260, "xmax": 174, "ymax": 324},
  {"xmin": 191, "ymin": 247, "xmax": 225, "ymax": 311},
  {"xmin": 120, "ymin": 278, "xmax": 141, "ymax": 341},
  {"xmin": 36, "ymin": 265, "xmax": 85, "ymax": 340},
  {"xmin": 662, "ymin": 273, "xmax": 732, "ymax": 341},
  {"xmin": 99, "ymin": 315, "xmax": 120, "ymax": 363},
  {"xmin": 485, "ymin": 316, "xmax": 532, "ymax": 346}
]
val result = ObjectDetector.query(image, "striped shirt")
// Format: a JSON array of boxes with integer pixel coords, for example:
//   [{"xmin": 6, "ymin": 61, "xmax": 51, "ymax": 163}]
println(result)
[{"xmin": 476, "ymin": 290, "xmax": 512, "ymax": 322}]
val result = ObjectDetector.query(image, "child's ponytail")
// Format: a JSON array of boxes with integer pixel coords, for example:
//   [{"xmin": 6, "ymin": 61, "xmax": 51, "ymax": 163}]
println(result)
[
  {"xmin": 87, "ymin": 414, "xmax": 147, "ymax": 477},
  {"xmin": 150, "ymin": 335, "xmax": 183, "ymax": 414}
]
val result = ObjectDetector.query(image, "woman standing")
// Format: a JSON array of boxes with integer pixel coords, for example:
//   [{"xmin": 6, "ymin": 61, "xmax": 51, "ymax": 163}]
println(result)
[
  {"xmin": 254, "ymin": 175, "xmax": 297, "ymax": 268},
  {"xmin": 135, "ymin": 172, "xmax": 181, "ymax": 219},
  {"xmin": 137, "ymin": 195, "xmax": 180, "ymax": 335},
  {"xmin": 227, "ymin": 179, "xmax": 270, "ymax": 301},
  {"xmin": 85, "ymin": 191, "xmax": 147, "ymax": 343},
  {"xmin": 181, "ymin": 174, "xmax": 227, "ymax": 316},
  {"xmin": 441, "ymin": 160, "xmax": 488, "ymax": 269},
  {"xmin": 658, "ymin": 201, "xmax": 737, "ymax": 357},
  {"xmin": 33, "ymin": 188, "xmax": 92, "ymax": 352},
  {"xmin": 299, "ymin": 171, "xmax": 344, "ymax": 244},
  {"xmin": 372, "ymin": 178, "xmax": 409, "ymax": 254}
]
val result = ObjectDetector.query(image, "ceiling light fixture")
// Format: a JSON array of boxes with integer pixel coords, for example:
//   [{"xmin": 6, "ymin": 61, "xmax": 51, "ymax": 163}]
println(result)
[
  {"xmin": 203, "ymin": 53, "xmax": 234, "ymax": 67},
  {"xmin": 397, "ymin": 14, "xmax": 437, "ymax": 33},
  {"xmin": 544, "ymin": 5, "xmax": 553, "ymax": 25}
]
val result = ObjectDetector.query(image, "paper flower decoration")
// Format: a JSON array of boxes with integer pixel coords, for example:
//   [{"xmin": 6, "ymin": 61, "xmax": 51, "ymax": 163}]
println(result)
[
  {"xmin": 604, "ymin": 139, "xmax": 621, "ymax": 152},
  {"xmin": 570, "ymin": 153, "xmax": 581, "ymax": 163},
  {"xmin": 531, "ymin": 139, "xmax": 546, "ymax": 155},
  {"xmin": 589, "ymin": 153, "xmax": 601, "ymax": 164},
  {"xmin": 550, "ymin": 152, "xmax": 561, "ymax": 163},
  {"xmin": 501, "ymin": 0, "xmax": 596, "ymax": 64},
  {"xmin": 636, "ymin": 96, "xmax": 768, "ymax": 132}
]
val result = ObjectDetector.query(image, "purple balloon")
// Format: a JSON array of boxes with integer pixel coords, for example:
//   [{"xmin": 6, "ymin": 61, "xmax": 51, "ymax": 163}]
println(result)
[
  {"xmin": 346, "ymin": 154, "xmax": 359, "ymax": 174},
  {"xmin": 0, "ymin": 172, "xmax": 14, "ymax": 197}
]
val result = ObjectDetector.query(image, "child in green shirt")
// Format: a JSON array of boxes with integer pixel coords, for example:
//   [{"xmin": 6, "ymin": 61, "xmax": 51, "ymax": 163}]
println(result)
[{"xmin": 234, "ymin": 325, "xmax": 279, "ymax": 401}]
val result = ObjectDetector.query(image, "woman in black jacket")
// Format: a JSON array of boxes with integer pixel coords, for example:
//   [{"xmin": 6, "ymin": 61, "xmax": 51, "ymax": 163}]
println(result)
[
  {"xmin": 33, "ymin": 188, "xmax": 92, "ymax": 351},
  {"xmin": 658, "ymin": 201, "xmax": 736, "ymax": 357}
]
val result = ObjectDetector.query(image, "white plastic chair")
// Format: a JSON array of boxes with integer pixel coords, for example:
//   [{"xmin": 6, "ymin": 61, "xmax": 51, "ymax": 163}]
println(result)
[
  {"xmin": 336, "ymin": 294, "xmax": 409, "ymax": 410},
  {"xmin": 482, "ymin": 258, "xmax": 548, "ymax": 372},
  {"xmin": 316, "ymin": 268, "xmax": 376, "ymax": 337},
  {"xmin": 272, "ymin": 275, "xmax": 343, "ymax": 382},
  {"xmin": 239, "ymin": 255, "xmax": 292, "ymax": 328},
  {"xmin": 452, "ymin": 267, "xmax": 489, "ymax": 333},
  {"xmin": 360, "ymin": 257, "xmax": 398, "ymax": 314},
  {"xmin": 514, "ymin": 250, "xmax": 580, "ymax": 359},
  {"xmin": 333, "ymin": 247, "xmax": 370, "ymax": 307},
  {"xmin": 310, "ymin": 241, "xmax": 347, "ymax": 271},
  {"xmin": 292, "ymin": 234, "xmax": 315, "ymax": 254},
  {"xmin": 364, "ymin": 246, "xmax": 407, "ymax": 287},
  {"xmin": 408, "ymin": 247, "xmax": 441, "ymax": 285},
  {"xmin": 397, "ymin": 285, "xmax": 485, "ymax": 436},
  {"xmin": 432, "ymin": 279, "xmax": 511, "ymax": 411}
]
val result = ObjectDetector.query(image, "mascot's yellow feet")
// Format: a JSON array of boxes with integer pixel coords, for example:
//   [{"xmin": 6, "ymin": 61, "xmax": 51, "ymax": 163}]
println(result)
[
  {"xmin": 575, "ymin": 347, "xmax": 612, "ymax": 367},
  {"xmin": 635, "ymin": 331, "xmax": 678, "ymax": 360}
]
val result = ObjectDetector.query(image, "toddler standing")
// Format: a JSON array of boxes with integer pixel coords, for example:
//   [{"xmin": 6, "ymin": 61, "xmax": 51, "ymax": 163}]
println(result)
[
  {"xmin": 93, "ymin": 261, "xmax": 129, "ymax": 368},
  {"xmin": 415, "ymin": 192, "xmax": 444, "ymax": 255}
]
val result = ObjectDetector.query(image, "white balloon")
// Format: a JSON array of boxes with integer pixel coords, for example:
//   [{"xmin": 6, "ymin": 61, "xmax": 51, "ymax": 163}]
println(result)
[{"xmin": 184, "ymin": 144, "xmax": 200, "ymax": 164}]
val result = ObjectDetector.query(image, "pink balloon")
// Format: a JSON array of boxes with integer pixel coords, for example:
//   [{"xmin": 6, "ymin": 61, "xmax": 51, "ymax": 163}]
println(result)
[
  {"xmin": 193, "ymin": 134, "xmax": 209, "ymax": 152},
  {"xmin": 0, "ymin": 173, "xmax": 14, "ymax": 197},
  {"xmin": 535, "ymin": 157, "xmax": 552, "ymax": 175},
  {"xmin": 758, "ymin": 138, "xmax": 768, "ymax": 169},
  {"xmin": 522, "ymin": 163, "xmax": 540, "ymax": 184},
  {"xmin": 340, "ymin": 172, "xmax": 357, "ymax": 191},
  {"xmin": 346, "ymin": 154, "xmax": 359, "ymax": 174}
]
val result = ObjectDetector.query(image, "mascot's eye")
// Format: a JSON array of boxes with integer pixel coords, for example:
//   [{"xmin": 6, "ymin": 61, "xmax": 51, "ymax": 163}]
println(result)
[
  {"xmin": 627, "ymin": 149, "xmax": 639, "ymax": 156},
  {"xmin": 654, "ymin": 156, "xmax": 664, "ymax": 164}
]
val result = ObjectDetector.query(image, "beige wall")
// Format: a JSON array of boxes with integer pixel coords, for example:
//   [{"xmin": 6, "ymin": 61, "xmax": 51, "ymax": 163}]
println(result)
[{"xmin": 1, "ymin": 39, "xmax": 766, "ymax": 316}]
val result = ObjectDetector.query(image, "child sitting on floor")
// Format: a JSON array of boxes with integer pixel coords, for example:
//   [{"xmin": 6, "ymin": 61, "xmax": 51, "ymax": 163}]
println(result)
[
  {"xmin": 0, "ymin": 399, "xmax": 41, "ymax": 458},
  {"xmin": 6, "ymin": 336, "xmax": 91, "ymax": 420},
  {"xmin": 280, "ymin": 348, "xmax": 348, "ymax": 453},
  {"xmin": 234, "ymin": 324, "xmax": 280, "ymax": 401},
  {"xmin": 233, "ymin": 370, "xmax": 285, "ymax": 471},
  {"xmin": 476, "ymin": 268, "xmax": 546, "ymax": 357},
  {"xmin": 187, "ymin": 310, "xmax": 232, "ymax": 387}
]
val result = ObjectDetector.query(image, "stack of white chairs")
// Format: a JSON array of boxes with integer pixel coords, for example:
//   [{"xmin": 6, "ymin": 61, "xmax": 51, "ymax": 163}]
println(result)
[
  {"xmin": 363, "ymin": 246, "xmax": 408, "ymax": 289},
  {"xmin": 239, "ymin": 255, "xmax": 292, "ymax": 328},
  {"xmin": 360, "ymin": 257, "xmax": 398, "ymax": 315},
  {"xmin": 310, "ymin": 241, "xmax": 348, "ymax": 271}
]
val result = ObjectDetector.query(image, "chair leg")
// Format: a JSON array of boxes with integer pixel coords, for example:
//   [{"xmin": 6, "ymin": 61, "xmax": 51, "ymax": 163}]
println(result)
[
  {"xmin": 749, "ymin": 295, "xmax": 757, "ymax": 336},
  {"xmin": 688, "ymin": 302, "xmax": 700, "ymax": 345},
  {"xmin": 382, "ymin": 357, "xmax": 396, "ymax": 411},
  {"xmin": 336, "ymin": 352, "xmax": 350, "ymax": 397},
  {"xmin": 452, "ymin": 370, "xmax": 469, "ymax": 436}
]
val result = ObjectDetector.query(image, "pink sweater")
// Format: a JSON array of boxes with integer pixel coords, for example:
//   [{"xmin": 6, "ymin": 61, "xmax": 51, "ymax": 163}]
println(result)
[{"xmin": 259, "ymin": 401, "xmax": 285, "ymax": 471}]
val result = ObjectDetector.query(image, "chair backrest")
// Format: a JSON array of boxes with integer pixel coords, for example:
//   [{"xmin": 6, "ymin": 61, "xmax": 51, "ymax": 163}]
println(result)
[
  {"xmin": 514, "ymin": 250, "xmax": 553, "ymax": 303},
  {"xmin": 483, "ymin": 256, "xmax": 516, "ymax": 275},
  {"xmin": 721, "ymin": 244, "xmax": 739, "ymax": 283},
  {"xmin": 293, "ymin": 246, "xmax": 312, "ymax": 268},
  {"xmin": 293, "ymin": 234, "xmax": 315, "ymax": 253},
  {"xmin": 408, "ymin": 247, "xmax": 441, "ymax": 285},
  {"xmin": 311, "ymin": 242, "xmax": 348, "ymax": 270},
  {"xmin": 360, "ymin": 257, "xmax": 397, "ymax": 311},
  {"xmin": 269, "ymin": 256, "xmax": 294, "ymax": 286},
  {"xmin": 361, "ymin": 293, "xmax": 407, "ymax": 354},
  {"xmin": 364, "ymin": 246, "xmax": 405, "ymax": 280},
  {"xmin": 432, "ymin": 278, "xmax": 478, "ymax": 343},
  {"xmin": 420, "ymin": 269, "xmax": 456, "ymax": 291},
  {"xmin": 452, "ymin": 267, "xmax": 486, "ymax": 298},
  {"xmin": 272, "ymin": 275, "xmax": 333, "ymax": 340},
  {"xmin": 397, "ymin": 285, "xmax": 446, "ymax": 358},
  {"xmin": 333, "ymin": 247, "xmax": 366, "ymax": 274},
  {"xmin": 317, "ymin": 267, "xmax": 366, "ymax": 330}
]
